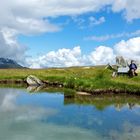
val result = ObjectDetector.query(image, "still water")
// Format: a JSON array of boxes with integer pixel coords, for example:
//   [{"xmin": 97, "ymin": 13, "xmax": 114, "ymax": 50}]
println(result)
[{"xmin": 0, "ymin": 88, "xmax": 140, "ymax": 140}]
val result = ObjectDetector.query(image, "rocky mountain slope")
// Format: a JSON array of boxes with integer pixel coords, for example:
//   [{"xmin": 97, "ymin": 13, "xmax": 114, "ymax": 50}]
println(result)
[{"xmin": 0, "ymin": 58, "xmax": 23, "ymax": 68}]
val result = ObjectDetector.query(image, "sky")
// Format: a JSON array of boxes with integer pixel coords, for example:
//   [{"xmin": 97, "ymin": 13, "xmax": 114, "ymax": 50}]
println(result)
[{"xmin": 0, "ymin": 0, "xmax": 140, "ymax": 68}]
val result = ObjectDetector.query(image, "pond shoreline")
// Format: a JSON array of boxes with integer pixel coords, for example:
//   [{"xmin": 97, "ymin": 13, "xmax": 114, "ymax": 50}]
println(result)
[{"xmin": 0, "ymin": 79, "xmax": 140, "ymax": 95}]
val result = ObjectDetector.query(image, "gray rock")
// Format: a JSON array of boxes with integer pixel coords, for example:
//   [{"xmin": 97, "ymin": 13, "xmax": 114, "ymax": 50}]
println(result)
[
  {"xmin": 26, "ymin": 75, "xmax": 44, "ymax": 86},
  {"xmin": 116, "ymin": 56, "xmax": 128, "ymax": 67}
]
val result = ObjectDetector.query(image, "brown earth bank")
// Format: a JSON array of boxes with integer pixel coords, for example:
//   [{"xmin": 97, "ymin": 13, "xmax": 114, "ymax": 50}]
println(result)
[
  {"xmin": 0, "ymin": 79, "xmax": 25, "ymax": 84},
  {"xmin": 0, "ymin": 79, "xmax": 140, "ymax": 95}
]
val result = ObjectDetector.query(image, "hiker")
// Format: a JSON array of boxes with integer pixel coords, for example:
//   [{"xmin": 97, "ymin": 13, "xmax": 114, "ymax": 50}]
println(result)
[{"xmin": 129, "ymin": 60, "xmax": 138, "ymax": 77}]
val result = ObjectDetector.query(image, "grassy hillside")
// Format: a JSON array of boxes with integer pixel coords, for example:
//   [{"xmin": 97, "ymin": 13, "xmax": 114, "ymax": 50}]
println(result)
[{"xmin": 0, "ymin": 66, "xmax": 140, "ymax": 93}]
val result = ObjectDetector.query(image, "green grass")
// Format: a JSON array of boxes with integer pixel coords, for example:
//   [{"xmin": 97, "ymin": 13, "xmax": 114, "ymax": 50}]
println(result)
[{"xmin": 0, "ymin": 66, "xmax": 140, "ymax": 93}]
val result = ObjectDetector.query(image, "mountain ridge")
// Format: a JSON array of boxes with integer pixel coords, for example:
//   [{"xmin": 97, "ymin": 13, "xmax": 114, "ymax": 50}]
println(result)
[{"xmin": 0, "ymin": 58, "xmax": 24, "ymax": 68}]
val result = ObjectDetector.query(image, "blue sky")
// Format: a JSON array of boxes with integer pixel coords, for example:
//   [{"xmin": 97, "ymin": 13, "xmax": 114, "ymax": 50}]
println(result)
[
  {"xmin": 19, "ymin": 11, "xmax": 140, "ymax": 56},
  {"xmin": 0, "ymin": 0, "xmax": 140, "ymax": 68}
]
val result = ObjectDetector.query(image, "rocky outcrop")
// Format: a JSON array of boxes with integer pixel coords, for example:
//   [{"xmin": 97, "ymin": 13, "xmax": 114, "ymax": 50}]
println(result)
[
  {"xmin": 0, "ymin": 58, "xmax": 24, "ymax": 68},
  {"xmin": 26, "ymin": 75, "xmax": 44, "ymax": 86},
  {"xmin": 116, "ymin": 56, "xmax": 128, "ymax": 67}
]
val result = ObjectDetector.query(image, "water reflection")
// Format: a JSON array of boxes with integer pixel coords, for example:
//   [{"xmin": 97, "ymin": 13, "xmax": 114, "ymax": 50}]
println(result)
[
  {"xmin": 0, "ymin": 88, "xmax": 140, "ymax": 140},
  {"xmin": 27, "ymin": 86, "xmax": 46, "ymax": 93},
  {"xmin": 64, "ymin": 94, "xmax": 140, "ymax": 111},
  {"xmin": 0, "ymin": 88, "xmax": 58, "ymax": 121},
  {"xmin": 108, "ymin": 122, "xmax": 140, "ymax": 140},
  {"xmin": 27, "ymin": 85, "xmax": 140, "ymax": 111}
]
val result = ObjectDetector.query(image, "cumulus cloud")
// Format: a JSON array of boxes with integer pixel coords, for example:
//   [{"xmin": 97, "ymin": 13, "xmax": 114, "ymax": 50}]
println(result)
[
  {"xmin": 27, "ymin": 37, "xmax": 140, "ymax": 68},
  {"xmin": 115, "ymin": 37, "xmax": 140, "ymax": 60},
  {"xmin": 0, "ymin": 28, "xmax": 27, "ymax": 62},
  {"xmin": 0, "ymin": 0, "xmax": 112, "ymax": 34},
  {"xmin": 14, "ymin": 18, "xmax": 60, "ymax": 35},
  {"xmin": 1, "ymin": 0, "xmax": 138, "ymax": 22},
  {"xmin": 0, "ymin": 0, "xmax": 139, "ymax": 63},
  {"xmin": 27, "ymin": 46, "xmax": 115, "ymax": 68},
  {"xmin": 112, "ymin": 0, "xmax": 140, "ymax": 21},
  {"xmin": 0, "ymin": 0, "xmax": 138, "ymax": 22},
  {"xmin": 88, "ymin": 46, "xmax": 115, "ymax": 65},
  {"xmin": 27, "ymin": 46, "xmax": 83, "ymax": 68}
]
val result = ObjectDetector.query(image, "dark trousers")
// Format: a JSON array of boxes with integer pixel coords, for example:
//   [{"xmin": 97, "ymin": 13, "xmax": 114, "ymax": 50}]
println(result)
[{"xmin": 129, "ymin": 69, "xmax": 138, "ymax": 77}]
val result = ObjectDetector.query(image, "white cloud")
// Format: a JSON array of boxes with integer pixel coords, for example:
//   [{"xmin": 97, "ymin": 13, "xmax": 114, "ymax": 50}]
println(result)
[
  {"xmin": 0, "ymin": 0, "xmax": 138, "ymax": 23},
  {"xmin": 0, "ymin": 0, "xmax": 138, "ymax": 36},
  {"xmin": 0, "ymin": 28, "xmax": 27, "ymax": 62},
  {"xmin": 27, "ymin": 46, "xmax": 83, "ymax": 68},
  {"xmin": 27, "ymin": 37, "xmax": 140, "ymax": 68},
  {"xmin": 112, "ymin": 0, "xmax": 140, "ymax": 21},
  {"xmin": 27, "ymin": 46, "xmax": 115, "ymax": 68},
  {"xmin": 72, "ymin": 16, "xmax": 105, "ymax": 29},
  {"xmin": 89, "ymin": 16, "xmax": 105, "ymax": 27},
  {"xmin": 115, "ymin": 37, "xmax": 140, "ymax": 60},
  {"xmin": 0, "ymin": 0, "xmax": 139, "ymax": 31},
  {"xmin": 71, "ymin": 16, "xmax": 86, "ymax": 29},
  {"xmin": 88, "ymin": 46, "xmax": 115, "ymax": 65},
  {"xmin": 15, "ymin": 17, "xmax": 60, "ymax": 35},
  {"xmin": 0, "ymin": 0, "xmax": 139, "ymax": 63},
  {"xmin": 85, "ymin": 30, "xmax": 140, "ymax": 41}
]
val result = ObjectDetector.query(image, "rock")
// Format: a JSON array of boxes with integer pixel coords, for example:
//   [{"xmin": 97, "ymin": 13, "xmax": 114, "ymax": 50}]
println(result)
[
  {"xmin": 116, "ymin": 56, "xmax": 128, "ymax": 67},
  {"xmin": 76, "ymin": 92, "xmax": 91, "ymax": 96},
  {"xmin": 26, "ymin": 75, "xmax": 44, "ymax": 86}
]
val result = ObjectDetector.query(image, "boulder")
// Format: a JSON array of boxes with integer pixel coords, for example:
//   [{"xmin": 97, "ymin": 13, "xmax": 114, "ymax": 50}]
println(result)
[
  {"xmin": 116, "ymin": 56, "xmax": 128, "ymax": 67},
  {"xmin": 26, "ymin": 75, "xmax": 44, "ymax": 86}
]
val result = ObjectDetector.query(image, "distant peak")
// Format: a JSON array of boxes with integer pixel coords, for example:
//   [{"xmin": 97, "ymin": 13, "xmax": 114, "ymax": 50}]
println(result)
[{"xmin": 0, "ymin": 58, "xmax": 23, "ymax": 68}]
